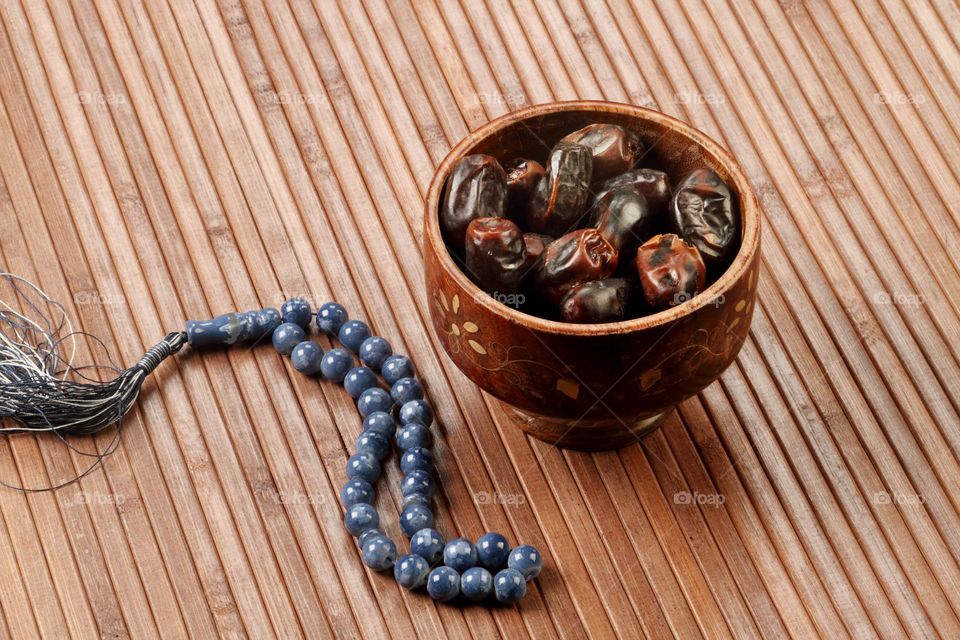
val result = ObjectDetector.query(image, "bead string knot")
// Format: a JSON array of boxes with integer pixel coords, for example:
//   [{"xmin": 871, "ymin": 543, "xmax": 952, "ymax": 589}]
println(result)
[{"xmin": 135, "ymin": 332, "xmax": 187, "ymax": 375}]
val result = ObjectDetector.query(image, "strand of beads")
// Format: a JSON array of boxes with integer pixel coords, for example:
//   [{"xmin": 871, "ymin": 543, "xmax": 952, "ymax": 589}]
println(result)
[
  {"xmin": 272, "ymin": 297, "xmax": 543, "ymax": 605},
  {"xmin": 185, "ymin": 298, "xmax": 544, "ymax": 603}
]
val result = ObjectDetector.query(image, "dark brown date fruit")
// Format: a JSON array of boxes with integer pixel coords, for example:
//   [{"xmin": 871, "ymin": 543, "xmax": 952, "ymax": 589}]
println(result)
[
  {"xmin": 465, "ymin": 217, "xmax": 527, "ymax": 295},
  {"xmin": 593, "ymin": 168, "xmax": 671, "ymax": 217},
  {"xmin": 522, "ymin": 232, "xmax": 552, "ymax": 272},
  {"xmin": 527, "ymin": 142, "xmax": 593, "ymax": 237},
  {"xmin": 634, "ymin": 234, "xmax": 706, "ymax": 309},
  {"xmin": 535, "ymin": 229, "xmax": 618, "ymax": 305},
  {"xmin": 559, "ymin": 278, "xmax": 631, "ymax": 323},
  {"xmin": 504, "ymin": 158, "xmax": 545, "ymax": 220},
  {"xmin": 593, "ymin": 188, "xmax": 650, "ymax": 252},
  {"xmin": 668, "ymin": 169, "xmax": 738, "ymax": 265},
  {"xmin": 560, "ymin": 123, "xmax": 641, "ymax": 182},
  {"xmin": 442, "ymin": 154, "xmax": 507, "ymax": 249}
]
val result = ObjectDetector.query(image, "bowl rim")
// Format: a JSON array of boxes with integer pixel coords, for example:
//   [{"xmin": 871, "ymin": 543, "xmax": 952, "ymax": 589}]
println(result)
[{"xmin": 424, "ymin": 100, "xmax": 760, "ymax": 336}]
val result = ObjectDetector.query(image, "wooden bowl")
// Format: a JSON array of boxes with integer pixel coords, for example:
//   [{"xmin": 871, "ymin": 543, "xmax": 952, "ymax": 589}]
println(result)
[{"xmin": 424, "ymin": 101, "xmax": 761, "ymax": 450}]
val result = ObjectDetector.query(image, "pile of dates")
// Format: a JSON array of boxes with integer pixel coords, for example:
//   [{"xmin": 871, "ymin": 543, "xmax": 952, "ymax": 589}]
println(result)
[{"xmin": 441, "ymin": 122, "xmax": 740, "ymax": 323}]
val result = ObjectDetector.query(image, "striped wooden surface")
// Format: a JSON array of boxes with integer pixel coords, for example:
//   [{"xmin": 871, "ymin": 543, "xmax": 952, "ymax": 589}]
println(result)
[{"xmin": 0, "ymin": 0, "xmax": 958, "ymax": 637}]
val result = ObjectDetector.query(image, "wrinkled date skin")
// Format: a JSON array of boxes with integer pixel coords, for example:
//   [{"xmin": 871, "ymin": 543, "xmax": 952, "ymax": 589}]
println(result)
[
  {"xmin": 668, "ymin": 169, "xmax": 739, "ymax": 265},
  {"xmin": 528, "ymin": 142, "xmax": 593, "ymax": 237},
  {"xmin": 561, "ymin": 123, "xmax": 641, "ymax": 182},
  {"xmin": 465, "ymin": 217, "xmax": 527, "ymax": 295},
  {"xmin": 594, "ymin": 168, "xmax": 671, "ymax": 217},
  {"xmin": 593, "ymin": 188, "xmax": 650, "ymax": 252},
  {"xmin": 535, "ymin": 229, "xmax": 618, "ymax": 305},
  {"xmin": 442, "ymin": 154, "xmax": 507, "ymax": 249},
  {"xmin": 505, "ymin": 158, "xmax": 545, "ymax": 220},
  {"xmin": 559, "ymin": 278, "xmax": 632, "ymax": 323},
  {"xmin": 634, "ymin": 234, "xmax": 706, "ymax": 309}
]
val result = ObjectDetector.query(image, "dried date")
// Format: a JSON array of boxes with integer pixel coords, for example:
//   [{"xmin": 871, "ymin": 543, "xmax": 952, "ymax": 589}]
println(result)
[
  {"xmin": 593, "ymin": 188, "xmax": 650, "ymax": 253},
  {"xmin": 559, "ymin": 278, "xmax": 631, "ymax": 323},
  {"xmin": 442, "ymin": 154, "xmax": 507, "ymax": 249},
  {"xmin": 560, "ymin": 123, "xmax": 641, "ymax": 182},
  {"xmin": 634, "ymin": 234, "xmax": 705, "ymax": 309},
  {"xmin": 593, "ymin": 168, "xmax": 671, "ymax": 217},
  {"xmin": 504, "ymin": 158, "xmax": 545, "ymax": 220},
  {"xmin": 465, "ymin": 217, "xmax": 527, "ymax": 295},
  {"xmin": 535, "ymin": 229, "xmax": 618, "ymax": 305},
  {"xmin": 522, "ymin": 232, "xmax": 552, "ymax": 272},
  {"xmin": 668, "ymin": 169, "xmax": 738, "ymax": 265},
  {"xmin": 527, "ymin": 142, "xmax": 593, "ymax": 237}
]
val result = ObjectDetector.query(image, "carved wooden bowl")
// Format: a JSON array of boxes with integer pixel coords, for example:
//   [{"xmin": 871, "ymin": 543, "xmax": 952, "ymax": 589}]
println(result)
[{"xmin": 424, "ymin": 101, "xmax": 761, "ymax": 450}]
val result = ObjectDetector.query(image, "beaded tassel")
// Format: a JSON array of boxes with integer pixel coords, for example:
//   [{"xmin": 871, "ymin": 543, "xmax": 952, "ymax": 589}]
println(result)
[
  {"xmin": 0, "ymin": 272, "xmax": 543, "ymax": 603},
  {"xmin": 0, "ymin": 273, "xmax": 186, "ymax": 437}
]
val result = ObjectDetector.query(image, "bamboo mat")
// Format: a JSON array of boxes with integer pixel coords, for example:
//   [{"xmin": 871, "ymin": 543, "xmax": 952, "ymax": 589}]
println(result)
[{"xmin": 0, "ymin": 0, "xmax": 958, "ymax": 637}]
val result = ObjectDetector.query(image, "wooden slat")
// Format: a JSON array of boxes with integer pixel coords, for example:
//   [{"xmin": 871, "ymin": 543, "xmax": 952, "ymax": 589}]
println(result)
[{"xmin": 0, "ymin": 0, "xmax": 957, "ymax": 637}]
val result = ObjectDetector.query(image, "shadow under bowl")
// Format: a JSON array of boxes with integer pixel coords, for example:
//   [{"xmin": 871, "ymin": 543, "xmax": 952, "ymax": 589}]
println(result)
[{"xmin": 424, "ymin": 101, "xmax": 761, "ymax": 450}]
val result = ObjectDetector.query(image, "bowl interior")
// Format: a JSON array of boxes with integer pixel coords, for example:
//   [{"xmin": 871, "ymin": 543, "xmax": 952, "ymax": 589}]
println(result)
[{"xmin": 428, "ymin": 101, "xmax": 759, "ymax": 335}]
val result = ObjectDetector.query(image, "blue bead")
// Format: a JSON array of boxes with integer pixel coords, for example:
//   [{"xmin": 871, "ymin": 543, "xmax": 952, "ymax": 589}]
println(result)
[
  {"xmin": 261, "ymin": 307, "xmax": 282, "ymax": 327},
  {"xmin": 400, "ymin": 504, "xmax": 434, "ymax": 537},
  {"xmin": 476, "ymin": 532, "xmax": 511, "ymax": 569},
  {"xmin": 399, "ymin": 399, "xmax": 433, "ymax": 427},
  {"xmin": 426, "ymin": 566, "xmax": 460, "ymax": 602},
  {"xmin": 494, "ymin": 568, "xmax": 526, "ymax": 604},
  {"xmin": 400, "ymin": 448, "xmax": 433, "ymax": 474},
  {"xmin": 394, "ymin": 553, "xmax": 430, "ymax": 590},
  {"xmin": 357, "ymin": 387, "xmax": 393, "ymax": 417},
  {"xmin": 281, "ymin": 297, "xmax": 313, "ymax": 328},
  {"xmin": 358, "ymin": 336, "xmax": 393, "ymax": 371},
  {"xmin": 186, "ymin": 313, "xmax": 247, "ymax": 348},
  {"xmin": 291, "ymin": 341, "xmax": 323, "ymax": 375},
  {"xmin": 346, "ymin": 452, "xmax": 380, "ymax": 483},
  {"xmin": 390, "ymin": 377, "xmax": 424, "ymax": 405},
  {"xmin": 402, "ymin": 493, "xmax": 431, "ymax": 509},
  {"xmin": 443, "ymin": 537, "xmax": 478, "ymax": 572},
  {"xmin": 338, "ymin": 320, "xmax": 371, "ymax": 353},
  {"xmin": 401, "ymin": 470, "xmax": 434, "ymax": 498},
  {"xmin": 320, "ymin": 348, "xmax": 353, "ymax": 383},
  {"xmin": 381, "ymin": 355, "xmax": 415, "ymax": 385},
  {"xmin": 357, "ymin": 528, "xmax": 383, "ymax": 549},
  {"xmin": 396, "ymin": 423, "xmax": 432, "ymax": 451},
  {"xmin": 340, "ymin": 478, "xmax": 374, "ymax": 507},
  {"xmin": 356, "ymin": 431, "xmax": 390, "ymax": 460},
  {"xmin": 236, "ymin": 312, "xmax": 262, "ymax": 342},
  {"xmin": 251, "ymin": 308, "xmax": 281, "ymax": 340},
  {"xmin": 362, "ymin": 412, "xmax": 397, "ymax": 439},
  {"xmin": 344, "ymin": 366, "xmax": 378, "ymax": 399},
  {"xmin": 271, "ymin": 322, "xmax": 306, "ymax": 355},
  {"xmin": 410, "ymin": 528, "xmax": 445, "ymax": 565},
  {"xmin": 507, "ymin": 544, "xmax": 543, "ymax": 581},
  {"xmin": 461, "ymin": 567, "xmax": 494, "ymax": 602},
  {"xmin": 361, "ymin": 535, "xmax": 397, "ymax": 571},
  {"xmin": 344, "ymin": 503, "xmax": 379, "ymax": 536},
  {"xmin": 477, "ymin": 532, "xmax": 510, "ymax": 571},
  {"xmin": 316, "ymin": 302, "xmax": 348, "ymax": 335}
]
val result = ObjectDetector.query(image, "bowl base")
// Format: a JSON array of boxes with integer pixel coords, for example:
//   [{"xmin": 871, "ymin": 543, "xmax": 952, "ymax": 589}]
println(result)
[{"xmin": 504, "ymin": 405, "xmax": 669, "ymax": 450}]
